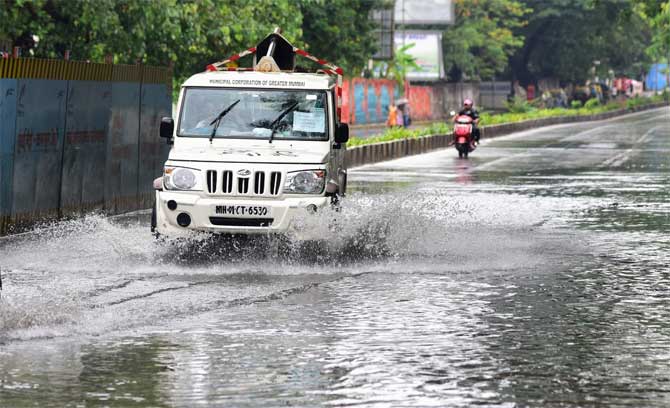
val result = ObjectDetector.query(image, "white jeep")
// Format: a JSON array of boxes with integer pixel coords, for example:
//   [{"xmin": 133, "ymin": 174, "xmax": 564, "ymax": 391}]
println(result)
[{"xmin": 152, "ymin": 33, "xmax": 349, "ymax": 237}]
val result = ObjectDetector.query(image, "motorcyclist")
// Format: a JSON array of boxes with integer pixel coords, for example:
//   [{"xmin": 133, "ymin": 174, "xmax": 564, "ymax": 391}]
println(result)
[{"xmin": 454, "ymin": 98, "xmax": 480, "ymax": 143}]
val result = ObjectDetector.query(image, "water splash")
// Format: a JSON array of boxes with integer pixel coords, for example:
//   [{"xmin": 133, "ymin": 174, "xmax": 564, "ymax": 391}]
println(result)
[{"xmin": 0, "ymin": 188, "xmax": 573, "ymax": 341}]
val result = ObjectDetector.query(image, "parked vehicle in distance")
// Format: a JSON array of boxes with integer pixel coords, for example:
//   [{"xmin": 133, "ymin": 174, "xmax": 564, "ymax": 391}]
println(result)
[{"xmin": 613, "ymin": 77, "xmax": 644, "ymax": 98}]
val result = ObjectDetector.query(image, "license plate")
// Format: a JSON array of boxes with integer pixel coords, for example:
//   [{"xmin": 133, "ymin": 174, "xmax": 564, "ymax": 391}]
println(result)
[{"xmin": 215, "ymin": 205, "xmax": 270, "ymax": 217}]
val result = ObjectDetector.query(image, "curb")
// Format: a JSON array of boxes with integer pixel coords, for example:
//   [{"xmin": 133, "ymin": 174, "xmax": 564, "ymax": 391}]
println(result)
[{"xmin": 345, "ymin": 102, "xmax": 670, "ymax": 169}]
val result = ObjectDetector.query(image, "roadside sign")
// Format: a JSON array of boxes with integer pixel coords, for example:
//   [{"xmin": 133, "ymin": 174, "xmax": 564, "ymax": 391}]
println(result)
[
  {"xmin": 394, "ymin": 31, "xmax": 445, "ymax": 81},
  {"xmin": 394, "ymin": 0, "xmax": 454, "ymax": 25}
]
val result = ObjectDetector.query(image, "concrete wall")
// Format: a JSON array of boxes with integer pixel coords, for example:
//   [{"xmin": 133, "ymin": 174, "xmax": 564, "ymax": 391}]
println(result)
[
  {"xmin": 342, "ymin": 78, "xmax": 398, "ymax": 125},
  {"xmin": 345, "ymin": 103, "xmax": 669, "ymax": 169},
  {"xmin": 342, "ymin": 78, "xmax": 449, "ymax": 125},
  {"xmin": 440, "ymin": 82, "xmax": 480, "ymax": 115},
  {"xmin": 340, "ymin": 79, "xmax": 485, "ymax": 126},
  {"xmin": 0, "ymin": 58, "xmax": 171, "ymax": 235},
  {"xmin": 407, "ymin": 85, "xmax": 435, "ymax": 121},
  {"xmin": 479, "ymin": 81, "xmax": 511, "ymax": 110}
]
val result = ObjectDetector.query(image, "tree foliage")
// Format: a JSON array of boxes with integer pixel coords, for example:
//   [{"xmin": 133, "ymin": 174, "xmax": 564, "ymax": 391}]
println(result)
[
  {"xmin": 376, "ymin": 43, "xmax": 421, "ymax": 88},
  {"xmin": 0, "ymin": 0, "xmax": 378, "ymax": 84},
  {"xmin": 510, "ymin": 0, "xmax": 653, "ymax": 85},
  {"xmin": 300, "ymin": 0, "xmax": 382, "ymax": 75},
  {"xmin": 168, "ymin": 0, "xmax": 303, "ymax": 84},
  {"xmin": 639, "ymin": 0, "xmax": 670, "ymax": 63},
  {"xmin": 1, "ymin": 0, "xmax": 664, "ymax": 89},
  {"xmin": 442, "ymin": 0, "xmax": 530, "ymax": 81}
]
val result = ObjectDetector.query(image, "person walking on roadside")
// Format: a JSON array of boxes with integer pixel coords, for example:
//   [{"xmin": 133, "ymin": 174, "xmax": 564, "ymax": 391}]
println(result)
[
  {"xmin": 396, "ymin": 98, "xmax": 411, "ymax": 128},
  {"xmin": 395, "ymin": 103, "xmax": 405, "ymax": 127},
  {"xmin": 386, "ymin": 104, "xmax": 399, "ymax": 128}
]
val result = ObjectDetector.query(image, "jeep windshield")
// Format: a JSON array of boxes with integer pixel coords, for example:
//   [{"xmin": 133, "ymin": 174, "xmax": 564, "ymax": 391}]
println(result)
[{"xmin": 178, "ymin": 88, "xmax": 328, "ymax": 141}]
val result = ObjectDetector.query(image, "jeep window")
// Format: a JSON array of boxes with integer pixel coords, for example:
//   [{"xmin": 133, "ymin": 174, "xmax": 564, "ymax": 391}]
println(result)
[{"xmin": 178, "ymin": 88, "xmax": 329, "ymax": 141}]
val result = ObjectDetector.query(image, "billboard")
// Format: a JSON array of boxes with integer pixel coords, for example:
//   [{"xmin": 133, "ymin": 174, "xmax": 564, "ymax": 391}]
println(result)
[
  {"xmin": 371, "ymin": 8, "xmax": 394, "ymax": 60},
  {"xmin": 394, "ymin": 31, "xmax": 444, "ymax": 81},
  {"xmin": 394, "ymin": 0, "xmax": 454, "ymax": 25}
]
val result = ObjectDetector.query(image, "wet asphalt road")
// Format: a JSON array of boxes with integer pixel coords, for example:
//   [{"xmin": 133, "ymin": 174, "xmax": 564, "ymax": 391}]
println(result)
[{"xmin": 0, "ymin": 107, "xmax": 669, "ymax": 407}]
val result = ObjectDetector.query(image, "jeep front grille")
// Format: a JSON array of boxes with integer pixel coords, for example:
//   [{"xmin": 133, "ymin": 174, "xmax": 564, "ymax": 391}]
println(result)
[
  {"xmin": 270, "ymin": 171, "xmax": 281, "ymax": 195},
  {"xmin": 237, "ymin": 177, "xmax": 249, "ymax": 194},
  {"xmin": 222, "ymin": 171, "xmax": 233, "ymax": 193},
  {"xmin": 206, "ymin": 170, "xmax": 217, "ymax": 194},
  {"xmin": 205, "ymin": 170, "xmax": 282, "ymax": 196},
  {"xmin": 254, "ymin": 172, "xmax": 265, "ymax": 195}
]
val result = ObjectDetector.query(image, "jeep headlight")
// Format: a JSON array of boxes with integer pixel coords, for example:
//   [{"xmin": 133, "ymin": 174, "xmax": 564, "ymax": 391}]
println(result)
[
  {"xmin": 284, "ymin": 170, "xmax": 326, "ymax": 194},
  {"xmin": 163, "ymin": 166, "xmax": 203, "ymax": 191}
]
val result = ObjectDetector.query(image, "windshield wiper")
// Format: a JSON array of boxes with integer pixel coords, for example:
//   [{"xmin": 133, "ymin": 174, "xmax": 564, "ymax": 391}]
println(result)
[
  {"xmin": 209, "ymin": 99, "xmax": 241, "ymax": 143},
  {"xmin": 268, "ymin": 101, "xmax": 299, "ymax": 144}
]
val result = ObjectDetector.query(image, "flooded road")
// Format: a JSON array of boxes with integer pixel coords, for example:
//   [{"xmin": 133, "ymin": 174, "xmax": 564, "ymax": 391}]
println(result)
[{"xmin": 1, "ymin": 107, "xmax": 669, "ymax": 407}]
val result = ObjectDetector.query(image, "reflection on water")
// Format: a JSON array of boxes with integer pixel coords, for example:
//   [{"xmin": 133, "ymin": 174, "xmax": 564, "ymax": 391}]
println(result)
[
  {"xmin": 1, "ymin": 109, "xmax": 669, "ymax": 407},
  {"xmin": 0, "ymin": 338, "xmax": 174, "ymax": 407},
  {"xmin": 455, "ymin": 159, "xmax": 475, "ymax": 185}
]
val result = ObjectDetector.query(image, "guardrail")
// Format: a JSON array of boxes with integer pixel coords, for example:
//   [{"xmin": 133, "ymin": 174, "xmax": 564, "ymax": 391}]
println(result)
[{"xmin": 0, "ymin": 58, "xmax": 172, "ymax": 235}]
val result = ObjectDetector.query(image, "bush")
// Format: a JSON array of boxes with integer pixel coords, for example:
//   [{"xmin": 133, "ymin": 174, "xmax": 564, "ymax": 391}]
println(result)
[
  {"xmin": 571, "ymin": 100, "xmax": 583, "ymax": 109},
  {"xmin": 347, "ymin": 122, "xmax": 450, "ymax": 147},
  {"xmin": 345, "ymin": 95, "xmax": 663, "ymax": 148},
  {"xmin": 505, "ymin": 96, "xmax": 534, "ymax": 113},
  {"xmin": 626, "ymin": 96, "xmax": 645, "ymax": 109},
  {"xmin": 584, "ymin": 98, "xmax": 600, "ymax": 109},
  {"xmin": 651, "ymin": 90, "xmax": 669, "ymax": 103}
]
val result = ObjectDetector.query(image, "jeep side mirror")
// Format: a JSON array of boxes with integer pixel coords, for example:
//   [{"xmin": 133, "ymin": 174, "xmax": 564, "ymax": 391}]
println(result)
[
  {"xmin": 160, "ymin": 117, "xmax": 174, "ymax": 142},
  {"xmin": 335, "ymin": 123, "xmax": 349, "ymax": 144}
]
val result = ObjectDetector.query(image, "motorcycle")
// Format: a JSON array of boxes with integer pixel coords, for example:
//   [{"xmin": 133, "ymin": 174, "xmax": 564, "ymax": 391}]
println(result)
[{"xmin": 451, "ymin": 112, "xmax": 476, "ymax": 159}]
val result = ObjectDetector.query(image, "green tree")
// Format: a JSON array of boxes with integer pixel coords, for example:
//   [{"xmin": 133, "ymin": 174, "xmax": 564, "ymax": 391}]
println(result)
[
  {"xmin": 169, "ymin": 0, "xmax": 303, "ymax": 84},
  {"xmin": 376, "ymin": 43, "xmax": 421, "ymax": 89},
  {"xmin": 442, "ymin": 0, "xmax": 529, "ymax": 81},
  {"xmin": 0, "ymin": 0, "xmax": 63, "ymax": 55},
  {"xmin": 640, "ymin": 0, "xmax": 670, "ymax": 87},
  {"xmin": 0, "ymin": 1, "xmax": 180, "ymax": 61},
  {"xmin": 0, "ymin": 0, "xmax": 380, "ymax": 85},
  {"xmin": 300, "ymin": 0, "xmax": 382, "ymax": 75},
  {"xmin": 0, "ymin": 0, "xmax": 303, "ymax": 83},
  {"xmin": 510, "ymin": 0, "xmax": 652, "ymax": 85}
]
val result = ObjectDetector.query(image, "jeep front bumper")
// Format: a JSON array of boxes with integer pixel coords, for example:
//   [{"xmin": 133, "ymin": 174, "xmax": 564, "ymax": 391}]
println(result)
[{"xmin": 154, "ymin": 191, "xmax": 329, "ymax": 236}]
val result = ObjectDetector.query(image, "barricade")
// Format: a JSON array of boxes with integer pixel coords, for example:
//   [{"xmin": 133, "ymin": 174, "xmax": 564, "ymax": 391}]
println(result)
[
  {"xmin": 137, "ymin": 66, "xmax": 172, "ymax": 209},
  {"xmin": 61, "ymin": 78, "xmax": 113, "ymax": 216},
  {"xmin": 0, "ymin": 79, "xmax": 17, "ymax": 235},
  {"xmin": 105, "ymin": 68, "xmax": 142, "ymax": 213},
  {"xmin": 11, "ymin": 79, "xmax": 68, "ymax": 229},
  {"xmin": 0, "ymin": 57, "xmax": 171, "ymax": 235}
]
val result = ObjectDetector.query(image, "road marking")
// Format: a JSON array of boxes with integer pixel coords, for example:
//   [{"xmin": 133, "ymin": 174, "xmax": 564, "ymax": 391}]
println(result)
[
  {"xmin": 598, "ymin": 126, "xmax": 659, "ymax": 169},
  {"xmin": 477, "ymin": 114, "xmax": 667, "ymax": 172},
  {"xmin": 351, "ymin": 107, "xmax": 670, "ymax": 173}
]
